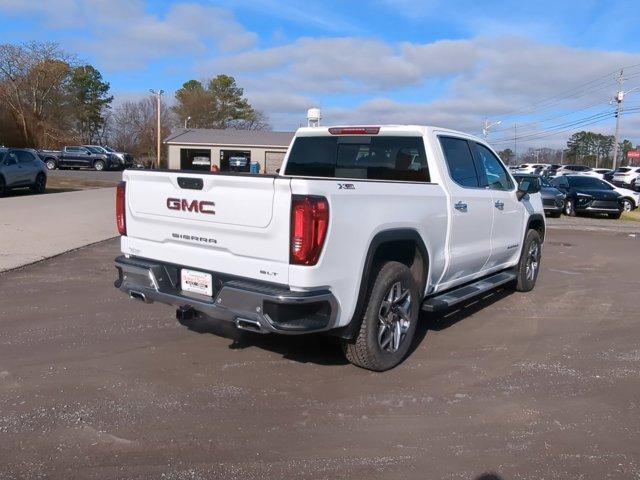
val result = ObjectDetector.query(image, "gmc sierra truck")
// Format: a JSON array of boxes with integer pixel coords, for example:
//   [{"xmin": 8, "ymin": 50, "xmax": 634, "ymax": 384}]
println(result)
[{"xmin": 114, "ymin": 125, "xmax": 545, "ymax": 371}]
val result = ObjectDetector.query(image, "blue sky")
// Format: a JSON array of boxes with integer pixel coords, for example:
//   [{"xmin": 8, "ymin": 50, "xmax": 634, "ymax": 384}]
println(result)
[{"xmin": 2, "ymin": 0, "xmax": 640, "ymax": 147}]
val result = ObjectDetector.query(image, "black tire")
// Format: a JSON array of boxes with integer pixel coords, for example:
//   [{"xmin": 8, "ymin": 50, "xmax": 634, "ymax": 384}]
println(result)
[
  {"xmin": 513, "ymin": 229, "xmax": 542, "ymax": 292},
  {"xmin": 31, "ymin": 173, "xmax": 46, "ymax": 194},
  {"xmin": 608, "ymin": 212, "xmax": 622, "ymax": 219},
  {"xmin": 341, "ymin": 261, "xmax": 420, "ymax": 372},
  {"xmin": 564, "ymin": 197, "xmax": 576, "ymax": 216},
  {"xmin": 44, "ymin": 158, "xmax": 57, "ymax": 170},
  {"xmin": 0, "ymin": 176, "xmax": 5, "ymax": 197},
  {"xmin": 621, "ymin": 198, "xmax": 634, "ymax": 213},
  {"xmin": 93, "ymin": 160, "xmax": 105, "ymax": 171}
]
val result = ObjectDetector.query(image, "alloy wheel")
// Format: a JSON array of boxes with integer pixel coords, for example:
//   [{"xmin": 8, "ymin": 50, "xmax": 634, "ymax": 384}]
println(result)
[
  {"xmin": 622, "ymin": 199, "xmax": 632, "ymax": 212},
  {"xmin": 377, "ymin": 281, "xmax": 412, "ymax": 353},
  {"xmin": 525, "ymin": 241, "xmax": 540, "ymax": 282}
]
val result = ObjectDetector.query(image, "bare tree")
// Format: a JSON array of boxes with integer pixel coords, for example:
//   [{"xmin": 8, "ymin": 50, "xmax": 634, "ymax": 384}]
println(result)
[
  {"xmin": 0, "ymin": 42, "xmax": 76, "ymax": 147},
  {"xmin": 109, "ymin": 96, "xmax": 177, "ymax": 167}
]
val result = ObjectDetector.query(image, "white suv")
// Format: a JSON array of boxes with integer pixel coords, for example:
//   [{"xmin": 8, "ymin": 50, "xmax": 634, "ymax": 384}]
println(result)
[{"xmin": 612, "ymin": 166, "xmax": 640, "ymax": 189}]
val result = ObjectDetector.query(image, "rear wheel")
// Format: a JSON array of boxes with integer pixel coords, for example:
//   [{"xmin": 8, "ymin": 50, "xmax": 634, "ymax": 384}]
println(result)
[
  {"xmin": 31, "ymin": 173, "xmax": 46, "ymax": 194},
  {"xmin": 0, "ymin": 176, "xmax": 6, "ymax": 197},
  {"xmin": 608, "ymin": 212, "xmax": 622, "ymax": 219},
  {"xmin": 341, "ymin": 261, "xmax": 419, "ymax": 371},
  {"xmin": 93, "ymin": 160, "xmax": 105, "ymax": 171},
  {"xmin": 45, "ymin": 158, "xmax": 57, "ymax": 170},
  {"xmin": 514, "ymin": 229, "xmax": 542, "ymax": 292}
]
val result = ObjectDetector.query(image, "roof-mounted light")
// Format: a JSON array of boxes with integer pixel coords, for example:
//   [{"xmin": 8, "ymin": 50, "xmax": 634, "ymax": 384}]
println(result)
[{"xmin": 328, "ymin": 127, "xmax": 380, "ymax": 135}]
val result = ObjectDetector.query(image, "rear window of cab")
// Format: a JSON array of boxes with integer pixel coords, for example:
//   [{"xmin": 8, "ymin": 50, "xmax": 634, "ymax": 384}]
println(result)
[{"xmin": 284, "ymin": 135, "xmax": 430, "ymax": 182}]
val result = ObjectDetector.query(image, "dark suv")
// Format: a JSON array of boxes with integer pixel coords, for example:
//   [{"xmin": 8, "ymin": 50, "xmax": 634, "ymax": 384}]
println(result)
[
  {"xmin": 0, "ymin": 148, "xmax": 48, "ymax": 196},
  {"xmin": 551, "ymin": 175, "xmax": 623, "ymax": 219}
]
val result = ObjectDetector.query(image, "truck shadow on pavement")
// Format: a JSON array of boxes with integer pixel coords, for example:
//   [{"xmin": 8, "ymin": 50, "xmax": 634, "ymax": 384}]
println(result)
[{"xmin": 178, "ymin": 287, "xmax": 514, "ymax": 368}]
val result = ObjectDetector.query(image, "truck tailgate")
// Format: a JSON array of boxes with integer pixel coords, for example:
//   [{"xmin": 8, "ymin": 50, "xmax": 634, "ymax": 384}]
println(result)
[{"xmin": 121, "ymin": 170, "xmax": 291, "ymax": 284}]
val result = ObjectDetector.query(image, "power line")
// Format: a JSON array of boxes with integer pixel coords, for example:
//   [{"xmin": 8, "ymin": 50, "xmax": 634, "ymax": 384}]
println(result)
[{"xmin": 490, "ymin": 107, "xmax": 640, "ymax": 145}]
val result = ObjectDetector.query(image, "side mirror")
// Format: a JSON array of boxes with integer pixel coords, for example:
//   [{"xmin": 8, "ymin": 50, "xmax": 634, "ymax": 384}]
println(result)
[{"xmin": 516, "ymin": 177, "xmax": 541, "ymax": 201}]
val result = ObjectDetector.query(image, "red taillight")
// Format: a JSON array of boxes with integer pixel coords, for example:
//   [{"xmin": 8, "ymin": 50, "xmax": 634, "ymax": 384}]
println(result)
[
  {"xmin": 328, "ymin": 126, "xmax": 380, "ymax": 135},
  {"xmin": 116, "ymin": 181, "xmax": 126, "ymax": 235},
  {"xmin": 290, "ymin": 196, "xmax": 329, "ymax": 265}
]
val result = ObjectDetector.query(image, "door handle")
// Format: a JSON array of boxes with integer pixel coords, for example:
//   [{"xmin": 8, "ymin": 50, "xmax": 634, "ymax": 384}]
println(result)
[
  {"xmin": 454, "ymin": 201, "xmax": 468, "ymax": 212},
  {"xmin": 494, "ymin": 200, "xmax": 504, "ymax": 210}
]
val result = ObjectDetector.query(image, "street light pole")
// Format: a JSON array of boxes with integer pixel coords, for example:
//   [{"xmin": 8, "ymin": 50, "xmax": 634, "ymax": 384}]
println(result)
[
  {"xmin": 184, "ymin": 116, "xmax": 191, "ymax": 129},
  {"xmin": 150, "ymin": 89, "xmax": 164, "ymax": 169},
  {"xmin": 483, "ymin": 118, "xmax": 502, "ymax": 140}
]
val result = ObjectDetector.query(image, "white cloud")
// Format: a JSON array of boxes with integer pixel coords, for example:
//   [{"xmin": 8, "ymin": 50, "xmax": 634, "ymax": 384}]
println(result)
[
  {"xmin": 0, "ymin": 0, "xmax": 257, "ymax": 69},
  {"xmin": 208, "ymin": 35, "xmax": 640, "ymax": 147}
]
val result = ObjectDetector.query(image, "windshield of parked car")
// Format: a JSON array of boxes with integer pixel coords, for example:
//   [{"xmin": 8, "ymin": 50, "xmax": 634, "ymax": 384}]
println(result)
[
  {"xmin": 0, "ymin": 149, "xmax": 6, "ymax": 162},
  {"xmin": 285, "ymin": 135, "xmax": 430, "ymax": 182},
  {"xmin": 103, "ymin": 146, "xmax": 115, "ymax": 153}
]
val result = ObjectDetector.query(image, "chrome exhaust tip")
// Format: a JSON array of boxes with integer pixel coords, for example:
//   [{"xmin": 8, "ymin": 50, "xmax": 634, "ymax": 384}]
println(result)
[
  {"xmin": 235, "ymin": 317, "xmax": 266, "ymax": 334},
  {"xmin": 129, "ymin": 290, "xmax": 149, "ymax": 303}
]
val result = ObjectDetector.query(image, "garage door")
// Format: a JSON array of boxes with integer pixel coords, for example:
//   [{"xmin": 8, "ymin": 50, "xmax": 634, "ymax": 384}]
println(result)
[{"xmin": 265, "ymin": 151, "xmax": 286, "ymax": 174}]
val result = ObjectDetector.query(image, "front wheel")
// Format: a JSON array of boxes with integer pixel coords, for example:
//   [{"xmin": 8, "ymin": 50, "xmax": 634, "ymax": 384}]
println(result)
[
  {"xmin": 341, "ymin": 261, "xmax": 420, "ymax": 371},
  {"xmin": 93, "ymin": 160, "xmax": 105, "ymax": 171},
  {"xmin": 45, "ymin": 159, "xmax": 57, "ymax": 170},
  {"xmin": 564, "ymin": 198, "xmax": 576, "ymax": 216},
  {"xmin": 621, "ymin": 199, "xmax": 633, "ymax": 212},
  {"xmin": 31, "ymin": 173, "xmax": 46, "ymax": 194},
  {"xmin": 513, "ymin": 229, "xmax": 542, "ymax": 292}
]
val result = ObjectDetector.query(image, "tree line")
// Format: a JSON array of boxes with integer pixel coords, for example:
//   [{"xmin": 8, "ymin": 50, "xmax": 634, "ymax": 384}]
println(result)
[{"xmin": 0, "ymin": 42, "xmax": 269, "ymax": 164}]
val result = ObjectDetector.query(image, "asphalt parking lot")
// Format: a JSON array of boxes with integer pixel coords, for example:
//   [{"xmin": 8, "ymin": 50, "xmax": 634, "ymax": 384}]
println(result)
[
  {"xmin": 1, "ymin": 227, "xmax": 639, "ymax": 480},
  {"xmin": 47, "ymin": 169, "xmax": 124, "ymax": 183}
]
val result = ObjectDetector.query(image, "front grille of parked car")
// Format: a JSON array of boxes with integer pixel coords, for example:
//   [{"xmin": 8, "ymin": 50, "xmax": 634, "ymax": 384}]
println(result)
[{"xmin": 590, "ymin": 200, "xmax": 619, "ymax": 209}]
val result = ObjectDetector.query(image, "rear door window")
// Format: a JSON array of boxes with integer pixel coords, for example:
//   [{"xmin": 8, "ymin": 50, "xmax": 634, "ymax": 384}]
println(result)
[
  {"xmin": 284, "ymin": 135, "xmax": 429, "ymax": 182},
  {"xmin": 439, "ymin": 136, "xmax": 480, "ymax": 188}
]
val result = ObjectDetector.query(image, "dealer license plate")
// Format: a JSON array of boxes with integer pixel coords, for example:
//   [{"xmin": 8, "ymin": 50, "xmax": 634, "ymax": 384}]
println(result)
[{"xmin": 181, "ymin": 268, "xmax": 213, "ymax": 296}]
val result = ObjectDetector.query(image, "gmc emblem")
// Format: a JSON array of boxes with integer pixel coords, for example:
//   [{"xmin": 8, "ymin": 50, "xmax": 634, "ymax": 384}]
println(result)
[{"xmin": 167, "ymin": 198, "xmax": 215, "ymax": 215}]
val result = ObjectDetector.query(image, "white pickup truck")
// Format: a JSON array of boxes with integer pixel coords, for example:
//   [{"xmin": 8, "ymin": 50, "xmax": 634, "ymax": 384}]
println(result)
[{"xmin": 114, "ymin": 125, "xmax": 545, "ymax": 371}]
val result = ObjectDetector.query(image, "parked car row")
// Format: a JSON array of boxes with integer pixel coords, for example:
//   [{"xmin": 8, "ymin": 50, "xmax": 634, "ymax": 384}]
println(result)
[
  {"xmin": 512, "ymin": 173, "xmax": 639, "ymax": 219},
  {"xmin": 0, "ymin": 147, "xmax": 48, "ymax": 197},
  {"xmin": 511, "ymin": 163, "xmax": 640, "ymax": 191},
  {"xmin": 37, "ymin": 145, "xmax": 134, "ymax": 171}
]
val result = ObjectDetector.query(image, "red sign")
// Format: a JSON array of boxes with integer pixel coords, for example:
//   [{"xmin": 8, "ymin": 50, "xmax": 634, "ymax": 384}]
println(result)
[{"xmin": 627, "ymin": 150, "xmax": 640, "ymax": 159}]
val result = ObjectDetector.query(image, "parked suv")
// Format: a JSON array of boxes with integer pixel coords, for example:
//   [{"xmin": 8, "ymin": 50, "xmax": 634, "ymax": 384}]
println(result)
[
  {"xmin": 0, "ymin": 148, "xmax": 47, "ymax": 196},
  {"xmin": 114, "ymin": 125, "xmax": 545, "ymax": 371},
  {"xmin": 551, "ymin": 175, "xmax": 623, "ymax": 218},
  {"xmin": 611, "ymin": 166, "xmax": 640, "ymax": 188}
]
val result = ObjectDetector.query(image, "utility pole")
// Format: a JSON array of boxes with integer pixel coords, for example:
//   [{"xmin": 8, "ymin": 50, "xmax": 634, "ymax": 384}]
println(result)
[
  {"xmin": 612, "ymin": 70, "xmax": 624, "ymax": 170},
  {"xmin": 150, "ymin": 89, "xmax": 164, "ymax": 169},
  {"xmin": 514, "ymin": 124, "xmax": 517, "ymax": 165},
  {"xmin": 483, "ymin": 118, "xmax": 502, "ymax": 140}
]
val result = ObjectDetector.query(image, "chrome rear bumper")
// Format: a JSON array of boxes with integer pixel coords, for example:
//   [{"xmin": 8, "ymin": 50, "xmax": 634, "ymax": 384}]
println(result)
[{"xmin": 114, "ymin": 255, "xmax": 339, "ymax": 334}]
